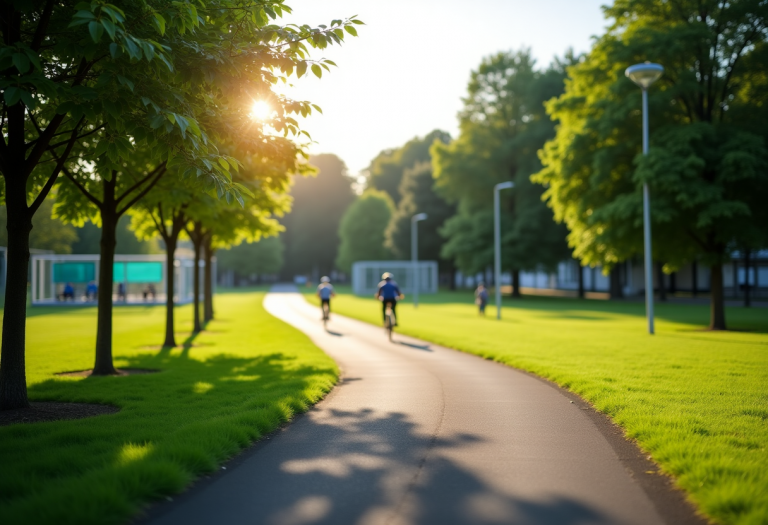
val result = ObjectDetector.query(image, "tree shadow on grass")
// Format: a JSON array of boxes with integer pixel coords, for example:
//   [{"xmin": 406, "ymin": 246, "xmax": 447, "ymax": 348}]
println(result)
[
  {"xmin": 142, "ymin": 406, "xmax": 611, "ymax": 525},
  {"xmin": 1, "ymin": 349, "xmax": 338, "ymax": 523}
]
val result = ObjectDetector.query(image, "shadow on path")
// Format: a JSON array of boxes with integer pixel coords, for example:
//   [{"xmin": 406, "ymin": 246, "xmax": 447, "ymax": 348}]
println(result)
[{"xmin": 145, "ymin": 405, "xmax": 611, "ymax": 525}]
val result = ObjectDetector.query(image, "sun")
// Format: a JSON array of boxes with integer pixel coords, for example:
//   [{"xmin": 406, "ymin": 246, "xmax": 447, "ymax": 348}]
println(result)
[{"xmin": 250, "ymin": 100, "xmax": 271, "ymax": 120}]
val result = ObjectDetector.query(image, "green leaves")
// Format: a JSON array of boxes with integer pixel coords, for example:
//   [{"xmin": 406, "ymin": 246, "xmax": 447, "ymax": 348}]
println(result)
[
  {"xmin": 89, "ymin": 20, "xmax": 104, "ymax": 42},
  {"xmin": 535, "ymin": 0, "xmax": 768, "ymax": 272},
  {"xmin": 311, "ymin": 64, "xmax": 322, "ymax": 79},
  {"xmin": 11, "ymin": 52, "xmax": 30, "ymax": 74}
]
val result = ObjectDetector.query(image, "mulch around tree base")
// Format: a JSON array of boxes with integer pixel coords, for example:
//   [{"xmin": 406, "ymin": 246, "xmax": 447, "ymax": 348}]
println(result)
[
  {"xmin": 56, "ymin": 368, "xmax": 160, "ymax": 378},
  {"xmin": 0, "ymin": 402, "xmax": 120, "ymax": 426}
]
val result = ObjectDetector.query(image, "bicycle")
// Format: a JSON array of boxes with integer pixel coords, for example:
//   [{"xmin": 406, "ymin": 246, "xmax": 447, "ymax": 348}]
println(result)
[
  {"xmin": 384, "ymin": 301, "xmax": 396, "ymax": 342},
  {"xmin": 321, "ymin": 301, "xmax": 330, "ymax": 328}
]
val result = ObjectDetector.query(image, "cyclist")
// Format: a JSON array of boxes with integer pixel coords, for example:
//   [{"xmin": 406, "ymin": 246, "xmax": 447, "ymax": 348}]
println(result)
[
  {"xmin": 375, "ymin": 272, "xmax": 404, "ymax": 326},
  {"xmin": 316, "ymin": 276, "xmax": 335, "ymax": 319}
]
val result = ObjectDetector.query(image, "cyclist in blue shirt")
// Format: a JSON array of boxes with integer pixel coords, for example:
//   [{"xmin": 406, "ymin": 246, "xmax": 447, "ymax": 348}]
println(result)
[
  {"xmin": 375, "ymin": 273, "xmax": 404, "ymax": 325},
  {"xmin": 316, "ymin": 276, "xmax": 335, "ymax": 319}
]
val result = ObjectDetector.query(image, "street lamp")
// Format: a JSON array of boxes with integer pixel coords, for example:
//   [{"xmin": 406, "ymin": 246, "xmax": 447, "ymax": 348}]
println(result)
[
  {"xmin": 625, "ymin": 62, "xmax": 664, "ymax": 335},
  {"xmin": 411, "ymin": 212, "xmax": 428, "ymax": 308},
  {"xmin": 494, "ymin": 181, "xmax": 514, "ymax": 320}
]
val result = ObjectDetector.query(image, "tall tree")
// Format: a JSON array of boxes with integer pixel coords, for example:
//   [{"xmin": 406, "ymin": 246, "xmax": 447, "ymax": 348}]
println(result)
[
  {"xmin": 281, "ymin": 153, "xmax": 355, "ymax": 279},
  {"xmin": 534, "ymin": 0, "xmax": 768, "ymax": 330},
  {"xmin": 217, "ymin": 236, "xmax": 284, "ymax": 281},
  {"xmin": 432, "ymin": 50, "xmax": 571, "ymax": 293},
  {"xmin": 0, "ymin": 0, "xmax": 362, "ymax": 408},
  {"xmin": 368, "ymin": 130, "xmax": 451, "ymax": 205},
  {"xmin": 130, "ymin": 181, "xmax": 190, "ymax": 348},
  {"xmin": 385, "ymin": 161, "xmax": 456, "ymax": 277},
  {"xmin": 336, "ymin": 190, "xmax": 394, "ymax": 273}
]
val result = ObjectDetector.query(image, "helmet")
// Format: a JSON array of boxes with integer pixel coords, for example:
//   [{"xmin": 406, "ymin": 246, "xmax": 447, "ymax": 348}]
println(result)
[
  {"xmin": 320, "ymin": 276, "xmax": 330, "ymax": 283},
  {"xmin": 382, "ymin": 272, "xmax": 393, "ymax": 280}
]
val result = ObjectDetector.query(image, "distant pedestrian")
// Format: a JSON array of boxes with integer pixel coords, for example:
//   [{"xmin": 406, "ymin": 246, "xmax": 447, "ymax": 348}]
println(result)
[
  {"xmin": 62, "ymin": 282, "xmax": 75, "ymax": 301},
  {"xmin": 475, "ymin": 282, "xmax": 489, "ymax": 315},
  {"xmin": 86, "ymin": 280, "xmax": 97, "ymax": 301}
]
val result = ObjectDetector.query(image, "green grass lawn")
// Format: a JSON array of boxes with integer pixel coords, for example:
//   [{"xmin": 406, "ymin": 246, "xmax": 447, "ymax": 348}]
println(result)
[
  {"xmin": 0, "ymin": 290, "xmax": 338, "ymax": 525},
  {"xmin": 310, "ymin": 288, "xmax": 768, "ymax": 525}
]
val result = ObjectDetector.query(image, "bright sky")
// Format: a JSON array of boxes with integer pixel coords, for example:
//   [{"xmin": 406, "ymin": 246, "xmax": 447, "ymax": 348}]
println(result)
[{"xmin": 279, "ymin": 1, "xmax": 609, "ymax": 178}]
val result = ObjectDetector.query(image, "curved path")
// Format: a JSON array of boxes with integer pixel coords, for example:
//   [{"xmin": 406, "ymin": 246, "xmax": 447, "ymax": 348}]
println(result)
[{"xmin": 142, "ymin": 288, "xmax": 700, "ymax": 525}]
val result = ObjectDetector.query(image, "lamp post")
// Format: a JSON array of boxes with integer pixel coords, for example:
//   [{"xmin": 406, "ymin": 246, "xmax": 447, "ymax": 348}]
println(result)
[
  {"xmin": 411, "ymin": 212, "xmax": 428, "ymax": 308},
  {"xmin": 494, "ymin": 181, "xmax": 514, "ymax": 320},
  {"xmin": 625, "ymin": 62, "xmax": 664, "ymax": 335}
]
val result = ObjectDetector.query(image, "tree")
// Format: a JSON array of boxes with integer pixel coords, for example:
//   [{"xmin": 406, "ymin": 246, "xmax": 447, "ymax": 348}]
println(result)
[
  {"xmin": 533, "ymin": 0, "xmax": 768, "ymax": 329},
  {"xmin": 432, "ymin": 50, "xmax": 571, "ymax": 294},
  {"xmin": 368, "ymin": 130, "xmax": 451, "ymax": 205},
  {"xmin": 0, "ymin": 1, "xmax": 363, "ymax": 408},
  {"xmin": 281, "ymin": 154, "xmax": 355, "ymax": 279},
  {"xmin": 336, "ymin": 190, "xmax": 394, "ymax": 273},
  {"xmin": 130, "ymin": 182, "xmax": 189, "ymax": 347},
  {"xmin": 0, "ymin": 198, "xmax": 77, "ymax": 254},
  {"xmin": 385, "ymin": 161, "xmax": 456, "ymax": 277},
  {"xmin": 55, "ymin": 151, "xmax": 167, "ymax": 373},
  {"xmin": 217, "ymin": 236, "xmax": 284, "ymax": 279}
]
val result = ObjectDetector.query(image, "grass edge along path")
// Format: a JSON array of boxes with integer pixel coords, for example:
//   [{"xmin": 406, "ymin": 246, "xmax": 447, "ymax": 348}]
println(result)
[
  {"xmin": 309, "ymin": 289, "xmax": 768, "ymax": 525},
  {"xmin": 0, "ymin": 290, "xmax": 338, "ymax": 525}
]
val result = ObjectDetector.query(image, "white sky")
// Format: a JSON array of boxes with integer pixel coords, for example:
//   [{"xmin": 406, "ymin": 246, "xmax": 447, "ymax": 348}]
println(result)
[{"xmin": 278, "ymin": 1, "xmax": 610, "ymax": 177}]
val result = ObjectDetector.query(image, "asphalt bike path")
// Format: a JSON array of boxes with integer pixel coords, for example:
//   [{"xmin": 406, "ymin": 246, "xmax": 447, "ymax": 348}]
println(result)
[{"xmin": 141, "ymin": 286, "xmax": 702, "ymax": 525}]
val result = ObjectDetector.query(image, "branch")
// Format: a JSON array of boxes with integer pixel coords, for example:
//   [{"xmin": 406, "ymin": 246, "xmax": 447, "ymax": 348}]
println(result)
[
  {"xmin": 23, "ymin": 112, "xmax": 71, "ymax": 179},
  {"xmin": 116, "ymin": 167, "xmax": 166, "ymax": 216},
  {"xmin": 115, "ymin": 162, "xmax": 167, "ymax": 205},
  {"xmin": 61, "ymin": 166, "xmax": 103, "ymax": 208},
  {"xmin": 149, "ymin": 202, "xmax": 170, "ymax": 241},
  {"xmin": 31, "ymin": 0, "xmax": 55, "ymax": 51},
  {"xmin": 28, "ymin": 122, "xmax": 85, "ymax": 214},
  {"xmin": 44, "ymin": 123, "xmax": 105, "ymax": 150}
]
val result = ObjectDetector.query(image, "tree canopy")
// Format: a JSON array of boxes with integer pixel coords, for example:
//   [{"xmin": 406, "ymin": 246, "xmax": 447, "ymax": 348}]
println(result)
[
  {"xmin": 367, "ymin": 130, "xmax": 450, "ymax": 205},
  {"xmin": 336, "ymin": 190, "xmax": 394, "ymax": 273},
  {"xmin": 217, "ymin": 236, "xmax": 284, "ymax": 278},
  {"xmin": 432, "ymin": 50, "xmax": 571, "ymax": 282},
  {"xmin": 0, "ymin": 0, "xmax": 363, "ymax": 408},
  {"xmin": 385, "ymin": 161, "xmax": 456, "ymax": 273},
  {"xmin": 281, "ymin": 153, "xmax": 355, "ymax": 278},
  {"xmin": 533, "ymin": 0, "xmax": 768, "ymax": 328}
]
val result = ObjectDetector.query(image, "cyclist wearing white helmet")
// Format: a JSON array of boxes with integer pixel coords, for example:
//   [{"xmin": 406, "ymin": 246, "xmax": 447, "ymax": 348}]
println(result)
[
  {"xmin": 375, "ymin": 272, "xmax": 404, "ymax": 325},
  {"xmin": 316, "ymin": 276, "xmax": 335, "ymax": 319}
]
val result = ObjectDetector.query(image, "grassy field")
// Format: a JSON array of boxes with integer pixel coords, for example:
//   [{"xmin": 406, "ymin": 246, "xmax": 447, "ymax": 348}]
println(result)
[
  {"xmin": 307, "ymin": 287, "xmax": 768, "ymax": 525},
  {"xmin": 0, "ymin": 290, "xmax": 338, "ymax": 525}
]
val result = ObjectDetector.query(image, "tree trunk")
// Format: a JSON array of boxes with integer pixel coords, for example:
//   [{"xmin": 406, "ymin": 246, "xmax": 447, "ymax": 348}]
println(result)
[
  {"xmin": 609, "ymin": 265, "xmax": 623, "ymax": 299},
  {"xmin": 744, "ymin": 249, "xmax": 751, "ymax": 308},
  {"xmin": 163, "ymin": 237, "xmax": 178, "ymax": 347},
  {"xmin": 191, "ymin": 229, "xmax": 202, "ymax": 333},
  {"xmin": 203, "ymin": 236, "xmax": 214, "ymax": 322},
  {"xmin": 577, "ymin": 262, "xmax": 584, "ymax": 299},
  {"xmin": 709, "ymin": 263, "xmax": 726, "ymax": 330},
  {"xmin": 0, "ymin": 200, "xmax": 32, "ymax": 409},
  {"xmin": 511, "ymin": 269, "xmax": 521, "ymax": 298},
  {"xmin": 93, "ymin": 207, "xmax": 118, "ymax": 375},
  {"xmin": 657, "ymin": 262, "xmax": 666, "ymax": 302}
]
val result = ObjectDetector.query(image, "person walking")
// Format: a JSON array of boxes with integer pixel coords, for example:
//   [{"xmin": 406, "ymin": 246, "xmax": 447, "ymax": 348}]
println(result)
[{"xmin": 475, "ymin": 282, "xmax": 489, "ymax": 315}]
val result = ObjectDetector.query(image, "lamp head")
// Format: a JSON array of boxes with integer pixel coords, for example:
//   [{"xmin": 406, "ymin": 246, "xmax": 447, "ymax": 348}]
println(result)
[
  {"xmin": 412, "ymin": 213, "xmax": 428, "ymax": 222},
  {"xmin": 495, "ymin": 181, "xmax": 514, "ymax": 191},
  {"xmin": 625, "ymin": 62, "xmax": 664, "ymax": 89}
]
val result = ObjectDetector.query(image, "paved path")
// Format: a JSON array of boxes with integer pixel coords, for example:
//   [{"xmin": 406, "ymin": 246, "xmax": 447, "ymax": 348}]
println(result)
[{"xmin": 142, "ymin": 288, "xmax": 698, "ymax": 525}]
